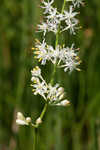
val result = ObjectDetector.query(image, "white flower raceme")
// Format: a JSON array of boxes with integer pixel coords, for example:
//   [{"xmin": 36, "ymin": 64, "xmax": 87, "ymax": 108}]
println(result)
[
  {"xmin": 16, "ymin": 112, "xmax": 31, "ymax": 126},
  {"xmin": 31, "ymin": 66, "xmax": 70, "ymax": 106}
]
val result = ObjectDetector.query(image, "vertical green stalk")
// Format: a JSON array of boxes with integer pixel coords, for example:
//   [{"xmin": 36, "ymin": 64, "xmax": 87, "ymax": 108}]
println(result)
[
  {"xmin": 33, "ymin": 100, "xmax": 48, "ymax": 150},
  {"xmin": 61, "ymin": 0, "xmax": 66, "ymax": 14},
  {"xmin": 50, "ymin": 0, "xmax": 66, "ymax": 84},
  {"xmin": 33, "ymin": 128, "xmax": 36, "ymax": 150},
  {"xmin": 34, "ymin": 128, "xmax": 38, "ymax": 150},
  {"xmin": 50, "ymin": 1, "xmax": 66, "ymax": 149},
  {"xmin": 40, "ymin": 103, "xmax": 48, "ymax": 120},
  {"xmin": 33, "ymin": 1, "xmax": 67, "ymax": 149}
]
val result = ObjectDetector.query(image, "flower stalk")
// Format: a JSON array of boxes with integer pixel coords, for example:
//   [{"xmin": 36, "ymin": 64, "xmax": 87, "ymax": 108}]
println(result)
[{"xmin": 16, "ymin": 0, "xmax": 84, "ymax": 149}]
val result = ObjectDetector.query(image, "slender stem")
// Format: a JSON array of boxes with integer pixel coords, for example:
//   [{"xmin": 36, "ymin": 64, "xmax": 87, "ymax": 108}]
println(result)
[
  {"xmin": 50, "ymin": 64, "xmax": 56, "ymax": 85},
  {"xmin": 33, "ymin": 1, "xmax": 67, "ymax": 149},
  {"xmin": 50, "ymin": 0, "xmax": 66, "ymax": 84},
  {"xmin": 33, "ymin": 103, "xmax": 48, "ymax": 150},
  {"xmin": 55, "ymin": 32, "xmax": 59, "ymax": 47},
  {"xmin": 33, "ymin": 128, "xmax": 36, "ymax": 150},
  {"xmin": 40, "ymin": 103, "xmax": 48, "ymax": 120},
  {"xmin": 61, "ymin": 0, "xmax": 66, "ymax": 14},
  {"xmin": 33, "ymin": 128, "xmax": 38, "ymax": 150}
]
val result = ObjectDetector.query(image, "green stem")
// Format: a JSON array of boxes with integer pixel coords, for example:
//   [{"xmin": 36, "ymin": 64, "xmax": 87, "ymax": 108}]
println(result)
[
  {"xmin": 61, "ymin": 0, "xmax": 66, "ymax": 14},
  {"xmin": 55, "ymin": 0, "xmax": 66, "ymax": 47},
  {"xmin": 33, "ymin": 1, "xmax": 67, "ymax": 149},
  {"xmin": 33, "ymin": 104, "xmax": 48, "ymax": 150},
  {"xmin": 33, "ymin": 128, "xmax": 36, "ymax": 150},
  {"xmin": 33, "ymin": 128, "xmax": 38, "ymax": 150},
  {"xmin": 55, "ymin": 32, "xmax": 59, "ymax": 47},
  {"xmin": 50, "ymin": 0, "xmax": 66, "ymax": 84},
  {"xmin": 50, "ymin": 65, "xmax": 56, "ymax": 85},
  {"xmin": 40, "ymin": 103, "xmax": 48, "ymax": 120}
]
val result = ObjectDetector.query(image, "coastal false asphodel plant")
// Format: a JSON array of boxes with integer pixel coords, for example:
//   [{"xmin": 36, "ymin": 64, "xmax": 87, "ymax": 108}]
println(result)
[{"xmin": 16, "ymin": 0, "xmax": 84, "ymax": 128}]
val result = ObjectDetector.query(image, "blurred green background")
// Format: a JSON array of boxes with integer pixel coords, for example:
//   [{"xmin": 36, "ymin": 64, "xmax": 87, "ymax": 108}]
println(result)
[{"xmin": 0, "ymin": 0, "xmax": 100, "ymax": 150}]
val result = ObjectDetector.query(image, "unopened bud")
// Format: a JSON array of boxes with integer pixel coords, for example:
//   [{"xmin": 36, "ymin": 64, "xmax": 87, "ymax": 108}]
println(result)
[
  {"xmin": 36, "ymin": 117, "xmax": 42, "ymax": 125},
  {"xmin": 26, "ymin": 117, "xmax": 31, "ymax": 123}
]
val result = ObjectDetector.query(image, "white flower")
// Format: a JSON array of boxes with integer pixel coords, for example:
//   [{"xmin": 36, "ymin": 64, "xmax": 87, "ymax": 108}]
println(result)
[
  {"xmin": 37, "ymin": 22, "xmax": 48, "ymax": 36},
  {"xmin": 72, "ymin": 0, "xmax": 84, "ymax": 8},
  {"xmin": 64, "ymin": 6, "xmax": 78, "ymax": 20},
  {"xmin": 31, "ymin": 66, "xmax": 41, "ymax": 77},
  {"xmin": 46, "ymin": 7, "xmax": 57, "ymax": 19},
  {"xmin": 60, "ymin": 58, "xmax": 80, "ymax": 72},
  {"xmin": 64, "ymin": 44, "xmax": 77, "ymax": 59},
  {"xmin": 62, "ymin": 6, "xmax": 79, "ymax": 34},
  {"xmin": 47, "ymin": 84, "xmax": 66, "ymax": 104},
  {"xmin": 35, "ymin": 39, "xmax": 46, "ymax": 51},
  {"xmin": 34, "ymin": 40, "xmax": 60, "ymax": 65},
  {"xmin": 47, "ymin": 84, "xmax": 70, "ymax": 106},
  {"xmin": 32, "ymin": 80, "xmax": 47, "ymax": 100},
  {"xmin": 66, "ymin": 0, "xmax": 84, "ymax": 8},
  {"xmin": 64, "ymin": 18, "xmax": 79, "ymax": 34},
  {"xmin": 47, "ymin": 18, "xmax": 59, "ymax": 33},
  {"xmin": 41, "ymin": 0, "xmax": 54, "ymax": 14},
  {"xmin": 51, "ymin": 45, "xmax": 60, "ymax": 64},
  {"xmin": 58, "ymin": 44, "xmax": 81, "ymax": 72},
  {"xmin": 16, "ymin": 112, "xmax": 31, "ymax": 126},
  {"xmin": 34, "ymin": 40, "xmax": 52, "ymax": 65},
  {"xmin": 31, "ymin": 76, "xmax": 39, "ymax": 82},
  {"xmin": 47, "ymin": 83, "xmax": 59, "ymax": 101},
  {"xmin": 31, "ymin": 67, "xmax": 48, "ymax": 100}
]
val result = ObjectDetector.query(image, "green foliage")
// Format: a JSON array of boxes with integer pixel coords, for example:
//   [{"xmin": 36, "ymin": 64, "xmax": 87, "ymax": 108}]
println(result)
[{"xmin": 0, "ymin": 0, "xmax": 100, "ymax": 149}]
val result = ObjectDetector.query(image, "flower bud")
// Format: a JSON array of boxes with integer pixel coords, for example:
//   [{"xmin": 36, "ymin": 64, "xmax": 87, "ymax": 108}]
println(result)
[
  {"xmin": 26, "ymin": 117, "xmax": 31, "ymax": 123},
  {"xmin": 36, "ymin": 117, "xmax": 42, "ymax": 125}
]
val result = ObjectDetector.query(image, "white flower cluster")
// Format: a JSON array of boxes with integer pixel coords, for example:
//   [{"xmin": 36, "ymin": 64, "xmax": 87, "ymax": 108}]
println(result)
[
  {"xmin": 16, "ymin": 0, "xmax": 84, "ymax": 128},
  {"xmin": 33, "ymin": 39, "xmax": 81, "ymax": 72},
  {"xmin": 16, "ymin": 112, "xmax": 31, "ymax": 126},
  {"xmin": 38, "ymin": 0, "xmax": 60, "ymax": 35},
  {"xmin": 16, "ymin": 112, "xmax": 42, "ymax": 126},
  {"xmin": 31, "ymin": 66, "xmax": 70, "ymax": 106},
  {"xmin": 38, "ymin": 0, "xmax": 83, "ymax": 35}
]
